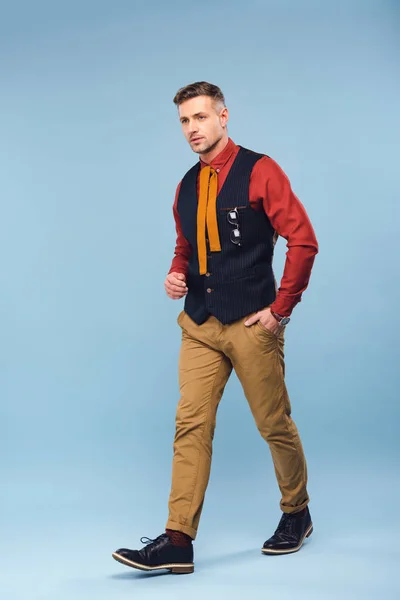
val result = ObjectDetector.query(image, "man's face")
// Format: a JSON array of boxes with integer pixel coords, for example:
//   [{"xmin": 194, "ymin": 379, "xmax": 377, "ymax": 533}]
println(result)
[{"xmin": 178, "ymin": 95, "xmax": 228, "ymax": 155}]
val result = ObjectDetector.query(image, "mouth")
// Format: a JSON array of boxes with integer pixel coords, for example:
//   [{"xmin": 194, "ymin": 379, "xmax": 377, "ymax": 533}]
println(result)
[{"xmin": 190, "ymin": 137, "xmax": 204, "ymax": 144}]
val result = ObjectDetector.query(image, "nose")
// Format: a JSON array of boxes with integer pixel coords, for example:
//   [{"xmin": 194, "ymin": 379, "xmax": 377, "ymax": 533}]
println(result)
[{"xmin": 188, "ymin": 120, "xmax": 199, "ymax": 136}]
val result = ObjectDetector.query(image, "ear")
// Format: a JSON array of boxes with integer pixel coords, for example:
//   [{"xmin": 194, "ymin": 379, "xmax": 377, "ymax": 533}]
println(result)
[{"xmin": 220, "ymin": 106, "xmax": 229, "ymax": 128}]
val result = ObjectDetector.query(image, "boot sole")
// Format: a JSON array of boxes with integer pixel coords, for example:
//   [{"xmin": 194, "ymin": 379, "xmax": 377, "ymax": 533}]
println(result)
[
  {"xmin": 112, "ymin": 552, "xmax": 194, "ymax": 574},
  {"xmin": 261, "ymin": 523, "xmax": 313, "ymax": 555}
]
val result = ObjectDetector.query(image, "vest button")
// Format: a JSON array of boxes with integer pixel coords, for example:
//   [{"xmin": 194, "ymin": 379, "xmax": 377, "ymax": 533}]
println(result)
[
  {"xmin": 206, "ymin": 288, "xmax": 212, "ymax": 293},
  {"xmin": 205, "ymin": 272, "xmax": 211, "ymax": 277}
]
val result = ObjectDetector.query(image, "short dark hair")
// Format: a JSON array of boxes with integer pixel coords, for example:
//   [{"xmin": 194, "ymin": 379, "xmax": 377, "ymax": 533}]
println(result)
[{"xmin": 173, "ymin": 81, "xmax": 225, "ymax": 107}]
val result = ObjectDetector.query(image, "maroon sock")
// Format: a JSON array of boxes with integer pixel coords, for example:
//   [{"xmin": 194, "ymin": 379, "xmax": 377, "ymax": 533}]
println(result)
[{"xmin": 166, "ymin": 528, "xmax": 193, "ymax": 547}]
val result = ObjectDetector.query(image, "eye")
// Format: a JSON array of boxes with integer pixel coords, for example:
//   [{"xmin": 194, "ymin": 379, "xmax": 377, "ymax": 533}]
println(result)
[{"xmin": 198, "ymin": 115, "xmax": 206, "ymax": 120}]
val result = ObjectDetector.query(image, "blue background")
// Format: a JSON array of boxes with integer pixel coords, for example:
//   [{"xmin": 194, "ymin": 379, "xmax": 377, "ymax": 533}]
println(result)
[{"xmin": 1, "ymin": 1, "xmax": 399, "ymax": 598}]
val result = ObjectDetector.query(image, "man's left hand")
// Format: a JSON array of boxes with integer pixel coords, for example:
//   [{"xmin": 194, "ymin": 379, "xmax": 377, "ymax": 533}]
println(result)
[{"xmin": 244, "ymin": 307, "xmax": 281, "ymax": 335}]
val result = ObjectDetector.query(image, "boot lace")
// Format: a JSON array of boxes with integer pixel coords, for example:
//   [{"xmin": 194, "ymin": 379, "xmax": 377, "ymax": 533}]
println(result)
[
  {"xmin": 275, "ymin": 513, "xmax": 297, "ymax": 541},
  {"xmin": 140, "ymin": 534, "xmax": 168, "ymax": 547}
]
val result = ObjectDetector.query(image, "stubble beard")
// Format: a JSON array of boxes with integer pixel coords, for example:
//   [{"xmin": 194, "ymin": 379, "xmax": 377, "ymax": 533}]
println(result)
[{"xmin": 192, "ymin": 135, "xmax": 223, "ymax": 156}]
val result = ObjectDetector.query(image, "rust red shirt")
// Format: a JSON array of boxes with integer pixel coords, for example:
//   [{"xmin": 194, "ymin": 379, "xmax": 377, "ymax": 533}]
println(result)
[{"xmin": 168, "ymin": 138, "xmax": 318, "ymax": 316}]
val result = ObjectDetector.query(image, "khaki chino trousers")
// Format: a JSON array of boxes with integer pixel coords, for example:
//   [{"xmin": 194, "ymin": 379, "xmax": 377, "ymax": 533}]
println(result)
[{"xmin": 166, "ymin": 308, "xmax": 309, "ymax": 540}]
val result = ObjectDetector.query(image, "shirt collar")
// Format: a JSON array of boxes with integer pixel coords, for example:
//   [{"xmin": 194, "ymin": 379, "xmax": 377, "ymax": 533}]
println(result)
[{"xmin": 200, "ymin": 138, "xmax": 238, "ymax": 172}]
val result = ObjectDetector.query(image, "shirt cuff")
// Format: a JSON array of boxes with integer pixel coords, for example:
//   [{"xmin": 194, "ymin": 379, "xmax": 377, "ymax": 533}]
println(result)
[
  {"xmin": 269, "ymin": 295, "xmax": 301, "ymax": 317},
  {"xmin": 168, "ymin": 266, "xmax": 188, "ymax": 276}
]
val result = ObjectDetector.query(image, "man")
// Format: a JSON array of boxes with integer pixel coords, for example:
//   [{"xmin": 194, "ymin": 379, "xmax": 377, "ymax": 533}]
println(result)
[{"xmin": 112, "ymin": 82, "xmax": 318, "ymax": 575}]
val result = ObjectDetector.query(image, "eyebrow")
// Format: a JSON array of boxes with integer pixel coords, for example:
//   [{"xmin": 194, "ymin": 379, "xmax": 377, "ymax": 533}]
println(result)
[{"xmin": 180, "ymin": 112, "xmax": 206, "ymax": 122}]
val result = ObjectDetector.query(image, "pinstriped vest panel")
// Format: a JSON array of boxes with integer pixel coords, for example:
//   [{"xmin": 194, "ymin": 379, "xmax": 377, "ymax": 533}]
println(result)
[{"xmin": 177, "ymin": 146, "xmax": 276, "ymax": 325}]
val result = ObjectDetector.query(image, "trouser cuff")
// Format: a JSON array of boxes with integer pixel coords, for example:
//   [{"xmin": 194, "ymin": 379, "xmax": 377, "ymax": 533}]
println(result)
[
  {"xmin": 280, "ymin": 497, "xmax": 310, "ymax": 514},
  {"xmin": 166, "ymin": 519, "xmax": 197, "ymax": 540}
]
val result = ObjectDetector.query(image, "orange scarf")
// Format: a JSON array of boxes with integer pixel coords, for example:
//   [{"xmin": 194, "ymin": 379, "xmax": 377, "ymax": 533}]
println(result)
[{"xmin": 197, "ymin": 166, "xmax": 221, "ymax": 275}]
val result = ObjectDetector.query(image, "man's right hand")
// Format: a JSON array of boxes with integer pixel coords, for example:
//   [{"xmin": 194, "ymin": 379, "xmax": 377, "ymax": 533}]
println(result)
[{"xmin": 164, "ymin": 272, "xmax": 188, "ymax": 300}]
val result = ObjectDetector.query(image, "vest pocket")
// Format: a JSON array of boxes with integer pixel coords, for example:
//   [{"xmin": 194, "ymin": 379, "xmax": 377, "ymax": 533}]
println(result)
[{"xmin": 219, "ymin": 206, "xmax": 248, "ymax": 211}]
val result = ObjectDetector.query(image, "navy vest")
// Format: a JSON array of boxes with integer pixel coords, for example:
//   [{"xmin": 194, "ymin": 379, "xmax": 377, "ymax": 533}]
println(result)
[{"xmin": 177, "ymin": 146, "xmax": 276, "ymax": 325}]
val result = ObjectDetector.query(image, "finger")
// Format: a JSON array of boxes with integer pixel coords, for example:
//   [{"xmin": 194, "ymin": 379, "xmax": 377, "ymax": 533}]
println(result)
[
  {"xmin": 244, "ymin": 312, "xmax": 260, "ymax": 327},
  {"xmin": 165, "ymin": 284, "xmax": 187, "ymax": 295},
  {"xmin": 165, "ymin": 277, "xmax": 186, "ymax": 287},
  {"xmin": 166, "ymin": 283, "xmax": 188, "ymax": 294},
  {"xmin": 168, "ymin": 277, "xmax": 187, "ymax": 287},
  {"xmin": 169, "ymin": 272, "xmax": 186, "ymax": 281}
]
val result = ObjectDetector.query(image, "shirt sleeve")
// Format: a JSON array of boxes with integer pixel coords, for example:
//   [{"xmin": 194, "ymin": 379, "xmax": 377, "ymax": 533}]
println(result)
[
  {"xmin": 250, "ymin": 156, "xmax": 319, "ymax": 316},
  {"xmin": 168, "ymin": 181, "xmax": 192, "ymax": 276}
]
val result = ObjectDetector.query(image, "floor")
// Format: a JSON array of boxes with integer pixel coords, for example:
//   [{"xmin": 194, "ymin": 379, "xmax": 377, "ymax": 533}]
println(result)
[{"xmin": 2, "ymin": 459, "xmax": 399, "ymax": 600}]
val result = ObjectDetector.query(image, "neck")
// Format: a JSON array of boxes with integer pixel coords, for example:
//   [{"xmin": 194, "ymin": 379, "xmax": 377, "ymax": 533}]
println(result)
[{"xmin": 200, "ymin": 135, "xmax": 229, "ymax": 164}]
